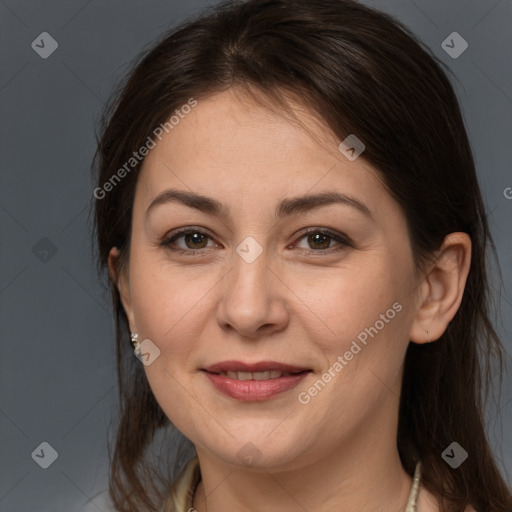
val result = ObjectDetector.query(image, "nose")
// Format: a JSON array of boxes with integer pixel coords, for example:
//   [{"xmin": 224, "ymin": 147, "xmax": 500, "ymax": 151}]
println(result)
[{"xmin": 215, "ymin": 245, "xmax": 290, "ymax": 339}]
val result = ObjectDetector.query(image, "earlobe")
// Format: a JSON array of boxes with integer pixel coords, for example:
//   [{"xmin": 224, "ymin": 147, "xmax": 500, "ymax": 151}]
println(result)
[
  {"xmin": 409, "ymin": 232, "xmax": 471, "ymax": 345},
  {"xmin": 108, "ymin": 247, "xmax": 137, "ymax": 331}
]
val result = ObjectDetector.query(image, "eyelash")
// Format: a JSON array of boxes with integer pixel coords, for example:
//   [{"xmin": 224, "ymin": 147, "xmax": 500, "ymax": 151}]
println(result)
[{"xmin": 158, "ymin": 226, "xmax": 353, "ymax": 257}]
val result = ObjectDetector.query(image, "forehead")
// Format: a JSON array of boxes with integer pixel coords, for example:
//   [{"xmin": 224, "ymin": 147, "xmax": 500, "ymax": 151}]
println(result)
[{"xmin": 135, "ymin": 88, "xmax": 399, "ymax": 225}]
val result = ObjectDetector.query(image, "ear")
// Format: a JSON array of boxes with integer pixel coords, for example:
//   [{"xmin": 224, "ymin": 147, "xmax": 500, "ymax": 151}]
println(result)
[
  {"xmin": 108, "ymin": 247, "xmax": 137, "ymax": 332},
  {"xmin": 409, "ymin": 232, "xmax": 471, "ymax": 344}
]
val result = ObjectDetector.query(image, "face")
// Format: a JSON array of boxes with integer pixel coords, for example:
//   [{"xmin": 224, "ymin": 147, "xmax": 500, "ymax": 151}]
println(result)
[{"xmin": 115, "ymin": 88, "xmax": 423, "ymax": 471}]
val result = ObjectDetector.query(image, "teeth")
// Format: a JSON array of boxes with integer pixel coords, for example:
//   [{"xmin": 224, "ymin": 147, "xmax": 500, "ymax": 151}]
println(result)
[
  {"xmin": 253, "ymin": 371, "xmax": 270, "ymax": 380},
  {"xmin": 218, "ymin": 370, "xmax": 295, "ymax": 380}
]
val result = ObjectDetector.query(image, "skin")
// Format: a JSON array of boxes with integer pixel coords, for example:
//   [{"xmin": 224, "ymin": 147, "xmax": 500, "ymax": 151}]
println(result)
[{"xmin": 109, "ymin": 87, "xmax": 472, "ymax": 511}]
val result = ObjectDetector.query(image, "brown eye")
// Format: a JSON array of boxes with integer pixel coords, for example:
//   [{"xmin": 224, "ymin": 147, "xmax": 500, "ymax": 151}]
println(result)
[
  {"xmin": 306, "ymin": 232, "xmax": 332, "ymax": 250},
  {"xmin": 294, "ymin": 228, "xmax": 352, "ymax": 254},
  {"xmin": 160, "ymin": 228, "xmax": 218, "ymax": 254},
  {"xmin": 182, "ymin": 231, "xmax": 209, "ymax": 249}
]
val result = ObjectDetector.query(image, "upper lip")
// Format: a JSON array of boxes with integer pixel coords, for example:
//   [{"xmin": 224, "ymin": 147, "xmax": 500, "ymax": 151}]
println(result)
[{"xmin": 203, "ymin": 360, "xmax": 311, "ymax": 373}]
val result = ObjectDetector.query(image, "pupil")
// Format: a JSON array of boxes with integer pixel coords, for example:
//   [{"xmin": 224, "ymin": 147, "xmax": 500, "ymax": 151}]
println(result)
[
  {"xmin": 186, "ymin": 232, "xmax": 207, "ymax": 249},
  {"xmin": 309, "ymin": 233, "xmax": 330, "ymax": 249}
]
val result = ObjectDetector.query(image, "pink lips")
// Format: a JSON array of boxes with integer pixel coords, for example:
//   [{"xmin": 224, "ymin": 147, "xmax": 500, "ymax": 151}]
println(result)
[{"xmin": 202, "ymin": 360, "xmax": 311, "ymax": 401}]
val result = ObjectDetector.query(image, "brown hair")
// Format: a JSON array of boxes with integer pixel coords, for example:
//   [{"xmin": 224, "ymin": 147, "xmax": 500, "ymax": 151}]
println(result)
[{"xmin": 93, "ymin": 0, "xmax": 512, "ymax": 510}]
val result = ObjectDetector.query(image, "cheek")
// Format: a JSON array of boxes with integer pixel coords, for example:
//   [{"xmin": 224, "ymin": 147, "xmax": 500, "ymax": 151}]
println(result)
[
  {"xmin": 291, "ymin": 260, "xmax": 405, "ymax": 351},
  {"xmin": 127, "ymin": 255, "xmax": 216, "ymax": 355}
]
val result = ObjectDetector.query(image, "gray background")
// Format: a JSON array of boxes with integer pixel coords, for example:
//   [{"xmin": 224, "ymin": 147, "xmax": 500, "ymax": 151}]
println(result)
[{"xmin": 0, "ymin": 0, "xmax": 511, "ymax": 511}]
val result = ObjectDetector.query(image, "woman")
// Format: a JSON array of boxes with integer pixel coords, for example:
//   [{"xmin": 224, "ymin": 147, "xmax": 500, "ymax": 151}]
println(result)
[{"xmin": 93, "ymin": 0, "xmax": 512, "ymax": 510}]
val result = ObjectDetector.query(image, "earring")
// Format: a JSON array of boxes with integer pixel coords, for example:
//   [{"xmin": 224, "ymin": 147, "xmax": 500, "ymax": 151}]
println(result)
[{"xmin": 130, "ymin": 332, "xmax": 141, "ymax": 353}]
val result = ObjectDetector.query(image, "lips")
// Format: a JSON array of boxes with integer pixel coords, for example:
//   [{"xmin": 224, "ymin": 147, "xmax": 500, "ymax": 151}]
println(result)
[{"xmin": 201, "ymin": 360, "xmax": 312, "ymax": 401}]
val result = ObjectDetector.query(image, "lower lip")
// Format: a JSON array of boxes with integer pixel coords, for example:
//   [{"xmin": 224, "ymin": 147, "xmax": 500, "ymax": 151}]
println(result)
[{"xmin": 203, "ymin": 371, "xmax": 310, "ymax": 401}]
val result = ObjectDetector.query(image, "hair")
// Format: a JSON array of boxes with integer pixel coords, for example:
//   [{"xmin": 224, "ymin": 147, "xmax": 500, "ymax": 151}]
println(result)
[{"xmin": 92, "ymin": 0, "xmax": 512, "ymax": 511}]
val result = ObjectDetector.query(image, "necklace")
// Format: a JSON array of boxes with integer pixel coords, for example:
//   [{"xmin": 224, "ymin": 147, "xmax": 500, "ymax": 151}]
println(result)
[{"xmin": 405, "ymin": 461, "xmax": 422, "ymax": 511}]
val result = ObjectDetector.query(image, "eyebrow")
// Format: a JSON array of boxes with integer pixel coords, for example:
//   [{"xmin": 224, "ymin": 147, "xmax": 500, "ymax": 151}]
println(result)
[{"xmin": 146, "ymin": 189, "xmax": 374, "ymax": 221}]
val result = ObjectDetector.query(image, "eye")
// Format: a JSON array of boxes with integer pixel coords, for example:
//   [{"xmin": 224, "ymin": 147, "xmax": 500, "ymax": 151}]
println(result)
[
  {"xmin": 159, "ymin": 227, "xmax": 219, "ymax": 254},
  {"xmin": 159, "ymin": 226, "xmax": 352, "ymax": 256},
  {"xmin": 293, "ymin": 228, "xmax": 352, "ymax": 254}
]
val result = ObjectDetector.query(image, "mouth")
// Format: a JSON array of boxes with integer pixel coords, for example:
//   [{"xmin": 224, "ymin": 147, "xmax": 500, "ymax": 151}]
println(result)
[{"xmin": 201, "ymin": 361, "xmax": 312, "ymax": 401}]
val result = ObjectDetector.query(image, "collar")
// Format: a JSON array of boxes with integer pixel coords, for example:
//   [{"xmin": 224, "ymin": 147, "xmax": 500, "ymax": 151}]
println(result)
[{"xmin": 164, "ymin": 457, "xmax": 422, "ymax": 511}]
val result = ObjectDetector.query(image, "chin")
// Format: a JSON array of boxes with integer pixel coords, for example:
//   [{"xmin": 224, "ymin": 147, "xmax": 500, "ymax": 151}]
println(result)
[{"xmin": 214, "ymin": 432, "xmax": 305, "ymax": 469}]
